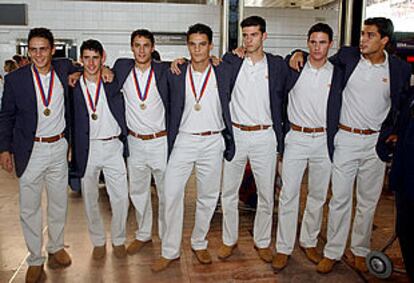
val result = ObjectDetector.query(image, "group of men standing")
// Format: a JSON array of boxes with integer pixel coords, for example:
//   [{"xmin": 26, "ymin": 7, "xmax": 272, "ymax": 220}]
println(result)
[{"xmin": 0, "ymin": 14, "xmax": 412, "ymax": 283}]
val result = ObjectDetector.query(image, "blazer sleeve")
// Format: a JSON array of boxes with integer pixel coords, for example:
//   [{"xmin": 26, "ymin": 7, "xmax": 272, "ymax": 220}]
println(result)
[{"xmin": 0, "ymin": 76, "xmax": 17, "ymax": 152}]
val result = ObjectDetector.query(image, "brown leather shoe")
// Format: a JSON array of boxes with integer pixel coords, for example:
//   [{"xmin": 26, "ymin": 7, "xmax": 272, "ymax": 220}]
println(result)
[
  {"xmin": 112, "ymin": 244, "xmax": 127, "ymax": 258},
  {"xmin": 47, "ymin": 248, "xmax": 72, "ymax": 269},
  {"xmin": 272, "ymin": 253, "xmax": 289, "ymax": 272},
  {"xmin": 151, "ymin": 257, "xmax": 179, "ymax": 272},
  {"xmin": 354, "ymin": 256, "xmax": 368, "ymax": 273},
  {"xmin": 25, "ymin": 265, "xmax": 46, "ymax": 283},
  {"xmin": 217, "ymin": 243, "xmax": 237, "ymax": 259},
  {"xmin": 192, "ymin": 249, "xmax": 212, "ymax": 264},
  {"xmin": 92, "ymin": 245, "xmax": 106, "ymax": 260},
  {"xmin": 254, "ymin": 246, "xmax": 273, "ymax": 263},
  {"xmin": 127, "ymin": 239, "xmax": 151, "ymax": 255},
  {"xmin": 301, "ymin": 247, "xmax": 322, "ymax": 264},
  {"xmin": 316, "ymin": 257, "xmax": 336, "ymax": 273}
]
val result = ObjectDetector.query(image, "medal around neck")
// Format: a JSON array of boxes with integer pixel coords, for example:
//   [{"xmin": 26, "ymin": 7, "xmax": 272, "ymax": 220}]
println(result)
[
  {"xmin": 43, "ymin": 108, "xmax": 51, "ymax": 116},
  {"xmin": 91, "ymin": 113, "xmax": 98, "ymax": 120},
  {"xmin": 140, "ymin": 103, "xmax": 146, "ymax": 110},
  {"xmin": 194, "ymin": 103, "xmax": 201, "ymax": 111}
]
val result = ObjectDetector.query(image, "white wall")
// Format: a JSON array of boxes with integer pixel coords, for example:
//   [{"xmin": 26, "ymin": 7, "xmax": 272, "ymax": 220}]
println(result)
[{"xmin": 0, "ymin": 0, "xmax": 340, "ymax": 78}]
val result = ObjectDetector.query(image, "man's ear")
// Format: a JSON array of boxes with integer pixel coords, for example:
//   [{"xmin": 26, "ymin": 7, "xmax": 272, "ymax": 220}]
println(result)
[
  {"xmin": 102, "ymin": 50, "xmax": 107, "ymax": 64},
  {"xmin": 262, "ymin": 32, "xmax": 268, "ymax": 41}
]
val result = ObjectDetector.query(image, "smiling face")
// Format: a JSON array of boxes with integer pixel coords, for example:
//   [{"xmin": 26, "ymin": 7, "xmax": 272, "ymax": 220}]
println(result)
[
  {"xmin": 359, "ymin": 24, "xmax": 389, "ymax": 57},
  {"xmin": 81, "ymin": 49, "xmax": 104, "ymax": 78},
  {"xmin": 131, "ymin": 35, "xmax": 154, "ymax": 66},
  {"xmin": 187, "ymin": 33, "xmax": 213, "ymax": 65},
  {"xmin": 242, "ymin": 25, "xmax": 267, "ymax": 55},
  {"xmin": 28, "ymin": 37, "xmax": 55, "ymax": 73},
  {"xmin": 307, "ymin": 31, "xmax": 332, "ymax": 64}
]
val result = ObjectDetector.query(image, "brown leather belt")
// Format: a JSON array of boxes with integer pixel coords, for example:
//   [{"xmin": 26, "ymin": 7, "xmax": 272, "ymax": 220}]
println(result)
[
  {"xmin": 232, "ymin": 122, "xmax": 271, "ymax": 131},
  {"xmin": 33, "ymin": 133, "xmax": 64, "ymax": 143},
  {"xmin": 128, "ymin": 129, "xmax": 167, "ymax": 140},
  {"xmin": 192, "ymin": 131, "xmax": 221, "ymax": 136},
  {"xmin": 291, "ymin": 123, "xmax": 325, "ymax": 133},
  {"xmin": 100, "ymin": 136, "xmax": 119, "ymax": 141},
  {"xmin": 339, "ymin": 124, "xmax": 378, "ymax": 135}
]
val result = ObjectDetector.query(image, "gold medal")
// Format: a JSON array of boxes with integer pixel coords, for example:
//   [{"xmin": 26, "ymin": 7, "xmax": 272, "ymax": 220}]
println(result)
[
  {"xmin": 194, "ymin": 103, "xmax": 201, "ymax": 111},
  {"xmin": 43, "ymin": 108, "xmax": 51, "ymax": 116},
  {"xmin": 140, "ymin": 103, "xmax": 146, "ymax": 110},
  {"xmin": 91, "ymin": 113, "xmax": 98, "ymax": 120}
]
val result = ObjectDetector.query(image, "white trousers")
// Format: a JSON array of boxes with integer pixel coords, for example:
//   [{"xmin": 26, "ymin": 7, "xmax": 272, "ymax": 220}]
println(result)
[
  {"xmin": 161, "ymin": 133, "xmax": 225, "ymax": 259},
  {"xmin": 127, "ymin": 135, "xmax": 167, "ymax": 241},
  {"xmin": 276, "ymin": 131, "xmax": 332, "ymax": 254},
  {"xmin": 19, "ymin": 138, "xmax": 68, "ymax": 266},
  {"xmin": 81, "ymin": 139, "xmax": 129, "ymax": 247},
  {"xmin": 221, "ymin": 127, "xmax": 277, "ymax": 248},
  {"xmin": 324, "ymin": 130, "xmax": 385, "ymax": 259}
]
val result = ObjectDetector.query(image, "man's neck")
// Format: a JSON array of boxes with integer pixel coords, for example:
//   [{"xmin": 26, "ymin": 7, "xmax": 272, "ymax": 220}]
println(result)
[
  {"xmin": 35, "ymin": 63, "xmax": 52, "ymax": 75},
  {"xmin": 191, "ymin": 59, "xmax": 210, "ymax": 73},
  {"xmin": 83, "ymin": 72, "xmax": 100, "ymax": 84},
  {"xmin": 309, "ymin": 57, "xmax": 328, "ymax": 69},
  {"xmin": 363, "ymin": 50, "xmax": 386, "ymax": 65},
  {"xmin": 246, "ymin": 49, "xmax": 265, "ymax": 64},
  {"xmin": 135, "ymin": 60, "xmax": 151, "ymax": 72}
]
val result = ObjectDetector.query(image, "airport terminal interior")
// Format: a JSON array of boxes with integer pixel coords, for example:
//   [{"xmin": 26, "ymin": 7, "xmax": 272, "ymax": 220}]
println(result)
[{"xmin": 0, "ymin": 0, "xmax": 413, "ymax": 282}]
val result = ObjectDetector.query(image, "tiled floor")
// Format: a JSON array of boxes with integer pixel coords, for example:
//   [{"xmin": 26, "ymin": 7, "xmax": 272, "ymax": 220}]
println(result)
[{"xmin": 0, "ymin": 168, "xmax": 410, "ymax": 282}]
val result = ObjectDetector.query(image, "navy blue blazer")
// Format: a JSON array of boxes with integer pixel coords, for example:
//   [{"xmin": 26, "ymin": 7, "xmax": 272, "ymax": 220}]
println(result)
[
  {"xmin": 284, "ymin": 57, "xmax": 345, "ymax": 161},
  {"xmin": 222, "ymin": 52, "xmax": 289, "ymax": 154},
  {"xmin": 167, "ymin": 62, "xmax": 235, "ymax": 161},
  {"xmin": 0, "ymin": 59, "xmax": 79, "ymax": 177},
  {"xmin": 389, "ymin": 86, "xmax": 414, "ymax": 199},
  {"xmin": 70, "ymin": 79, "xmax": 128, "ymax": 178}
]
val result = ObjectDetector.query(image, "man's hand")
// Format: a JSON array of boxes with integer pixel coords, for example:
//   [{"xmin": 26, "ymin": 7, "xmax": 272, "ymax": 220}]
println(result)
[
  {"xmin": 68, "ymin": 72, "xmax": 81, "ymax": 87},
  {"xmin": 289, "ymin": 52, "xmax": 304, "ymax": 72},
  {"xmin": 210, "ymin": 55, "xmax": 222, "ymax": 67},
  {"xmin": 0, "ymin": 152, "xmax": 14, "ymax": 174},
  {"xmin": 170, "ymin": 58, "xmax": 186, "ymax": 75},
  {"xmin": 232, "ymin": 47, "xmax": 246, "ymax": 59},
  {"xmin": 101, "ymin": 66, "xmax": 114, "ymax": 83}
]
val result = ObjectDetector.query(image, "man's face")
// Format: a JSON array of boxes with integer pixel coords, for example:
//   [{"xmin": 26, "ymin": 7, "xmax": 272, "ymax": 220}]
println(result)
[
  {"xmin": 359, "ymin": 24, "xmax": 388, "ymax": 56},
  {"xmin": 307, "ymin": 32, "xmax": 332, "ymax": 62},
  {"xmin": 187, "ymin": 33, "xmax": 213, "ymax": 64},
  {"xmin": 242, "ymin": 25, "xmax": 267, "ymax": 54},
  {"xmin": 80, "ymin": 49, "xmax": 104, "ymax": 77},
  {"xmin": 131, "ymin": 36, "xmax": 154, "ymax": 65},
  {"xmin": 28, "ymin": 37, "xmax": 55, "ymax": 70}
]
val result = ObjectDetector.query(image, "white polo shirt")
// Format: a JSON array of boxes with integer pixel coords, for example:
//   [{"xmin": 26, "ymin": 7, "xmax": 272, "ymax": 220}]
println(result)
[
  {"xmin": 122, "ymin": 66, "xmax": 165, "ymax": 134},
  {"xmin": 340, "ymin": 52, "xmax": 390, "ymax": 131},
  {"xmin": 32, "ymin": 67, "xmax": 65, "ymax": 137},
  {"xmin": 230, "ymin": 56, "xmax": 272, "ymax": 126},
  {"xmin": 80, "ymin": 76, "xmax": 121, "ymax": 140},
  {"xmin": 179, "ymin": 65, "xmax": 224, "ymax": 133},
  {"xmin": 288, "ymin": 60, "xmax": 333, "ymax": 128}
]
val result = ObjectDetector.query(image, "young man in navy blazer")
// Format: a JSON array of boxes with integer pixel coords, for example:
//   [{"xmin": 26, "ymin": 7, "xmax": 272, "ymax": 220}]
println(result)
[
  {"xmin": 0, "ymin": 28, "xmax": 76, "ymax": 283},
  {"xmin": 273, "ymin": 23, "xmax": 344, "ymax": 272},
  {"xmin": 217, "ymin": 16, "xmax": 289, "ymax": 263},
  {"xmin": 70, "ymin": 39, "xmax": 129, "ymax": 260},
  {"xmin": 291, "ymin": 17, "xmax": 411, "ymax": 273},
  {"xmin": 151, "ymin": 23, "xmax": 235, "ymax": 272},
  {"xmin": 111, "ymin": 29, "xmax": 169, "ymax": 255}
]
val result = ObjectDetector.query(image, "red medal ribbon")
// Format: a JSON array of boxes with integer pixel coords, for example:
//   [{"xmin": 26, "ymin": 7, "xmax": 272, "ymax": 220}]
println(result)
[
  {"xmin": 33, "ymin": 65, "xmax": 55, "ymax": 108},
  {"xmin": 83, "ymin": 75, "xmax": 102, "ymax": 113},
  {"xmin": 189, "ymin": 65, "xmax": 212, "ymax": 103},
  {"xmin": 132, "ymin": 67, "xmax": 154, "ymax": 103}
]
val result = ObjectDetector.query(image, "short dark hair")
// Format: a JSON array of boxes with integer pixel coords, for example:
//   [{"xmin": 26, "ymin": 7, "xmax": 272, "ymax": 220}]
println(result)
[
  {"xmin": 364, "ymin": 17, "xmax": 394, "ymax": 40},
  {"xmin": 187, "ymin": 23, "xmax": 213, "ymax": 43},
  {"xmin": 130, "ymin": 29, "xmax": 155, "ymax": 46},
  {"xmin": 241, "ymin": 16, "xmax": 266, "ymax": 33},
  {"xmin": 28, "ymin": 27, "xmax": 54, "ymax": 47},
  {"xmin": 80, "ymin": 39, "xmax": 104, "ymax": 56},
  {"xmin": 307, "ymin": 23, "xmax": 333, "ymax": 42}
]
